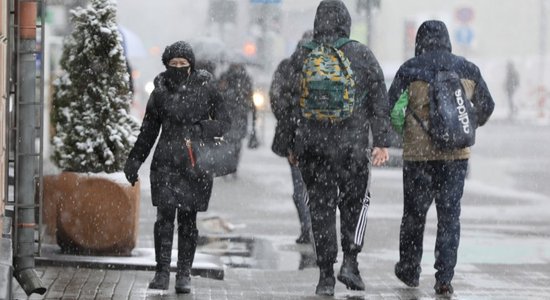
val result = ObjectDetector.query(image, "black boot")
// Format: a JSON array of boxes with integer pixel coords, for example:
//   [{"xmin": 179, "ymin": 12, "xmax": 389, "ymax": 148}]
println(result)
[
  {"xmin": 337, "ymin": 253, "xmax": 365, "ymax": 291},
  {"xmin": 315, "ymin": 265, "xmax": 335, "ymax": 296},
  {"xmin": 148, "ymin": 264, "xmax": 170, "ymax": 290},
  {"xmin": 149, "ymin": 222, "xmax": 174, "ymax": 290},
  {"xmin": 434, "ymin": 281, "xmax": 454, "ymax": 295},
  {"xmin": 175, "ymin": 276, "xmax": 191, "ymax": 294},
  {"xmin": 175, "ymin": 228, "xmax": 198, "ymax": 294},
  {"xmin": 394, "ymin": 262, "xmax": 420, "ymax": 287}
]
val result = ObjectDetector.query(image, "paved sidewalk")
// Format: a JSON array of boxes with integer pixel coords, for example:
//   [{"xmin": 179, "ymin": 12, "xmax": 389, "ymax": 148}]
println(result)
[
  {"xmin": 12, "ymin": 261, "xmax": 550, "ymax": 299},
  {"xmin": 9, "ymin": 115, "xmax": 550, "ymax": 299}
]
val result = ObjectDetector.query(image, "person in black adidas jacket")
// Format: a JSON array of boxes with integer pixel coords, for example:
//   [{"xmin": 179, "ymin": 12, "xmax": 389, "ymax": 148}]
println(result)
[
  {"xmin": 280, "ymin": 0, "xmax": 392, "ymax": 295},
  {"xmin": 387, "ymin": 20, "xmax": 494, "ymax": 296}
]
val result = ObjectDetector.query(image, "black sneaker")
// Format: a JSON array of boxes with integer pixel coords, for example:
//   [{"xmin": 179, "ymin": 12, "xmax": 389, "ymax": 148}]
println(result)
[
  {"xmin": 394, "ymin": 263, "xmax": 419, "ymax": 287},
  {"xmin": 148, "ymin": 271, "xmax": 170, "ymax": 290},
  {"xmin": 434, "ymin": 282, "xmax": 454, "ymax": 295},
  {"xmin": 337, "ymin": 262, "xmax": 365, "ymax": 291}
]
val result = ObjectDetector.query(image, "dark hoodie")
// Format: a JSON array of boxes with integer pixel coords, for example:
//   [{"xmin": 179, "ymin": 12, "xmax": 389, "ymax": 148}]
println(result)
[
  {"xmin": 313, "ymin": 0, "xmax": 351, "ymax": 44},
  {"xmin": 388, "ymin": 20, "xmax": 494, "ymax": 127},
  {"xmin": 283, "ymin": 0, "xmax": 391, "ymax": 160},
  {"xmin": 414, "ymin": 20, "xmax": 452, "ymax": 57}
]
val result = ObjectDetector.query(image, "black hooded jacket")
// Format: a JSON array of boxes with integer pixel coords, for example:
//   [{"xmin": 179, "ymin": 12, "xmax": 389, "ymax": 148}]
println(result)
[
  {"xmin": 127, "ymin": 68, "xmax": 230, "ymax": 210},
  {"xmin": 282, "ymin": 0, "xmax": 391, "ymax": 160},
  {"xmin": 388, "ymin": 20, "xmax": 494, "ymax": 127},
  {"xmin": 269, "ymin": 58, "xmax": 294, "ymax": 157},
  {"xmin": 388, "ymin": 20, "xmax": 495, "ymax": 161}
]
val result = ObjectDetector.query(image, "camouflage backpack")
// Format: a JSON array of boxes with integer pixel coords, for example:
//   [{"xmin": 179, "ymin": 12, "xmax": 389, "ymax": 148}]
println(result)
[{"xmin": 300, "ymin": 38, "xmax": 356, "ymax": 121}]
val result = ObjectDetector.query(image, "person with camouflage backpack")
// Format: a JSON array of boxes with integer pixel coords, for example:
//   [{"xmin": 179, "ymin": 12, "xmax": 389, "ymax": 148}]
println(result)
[{"xmin": 279, "ymin": 0, "xmax": 391, "ymax": 296}]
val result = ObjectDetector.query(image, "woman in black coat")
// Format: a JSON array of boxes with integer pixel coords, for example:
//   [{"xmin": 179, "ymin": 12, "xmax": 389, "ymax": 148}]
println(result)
[{"xmin": 123, "ymin": 41, "xmax": 230, "ymax": 293}]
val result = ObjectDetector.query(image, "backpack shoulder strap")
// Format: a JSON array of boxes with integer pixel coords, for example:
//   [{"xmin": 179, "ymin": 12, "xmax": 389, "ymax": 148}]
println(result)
[
  {"xmin": 331, "ymin": 38, "xmax": 355, "ymax": 77},
  {"xmin": 302, "ymin": 38, "xmax": 355, "ymax": 50},
  {"xmin": 333, "ymin": 38, "xmax": 356, "ymax": 49},
  {"xmin": 301, "ymin": 41, "xmax": 318, "ymax": 51},
  {"xmin": 407, "ymin": 106, "xmax": 430, "ymax": 133}
]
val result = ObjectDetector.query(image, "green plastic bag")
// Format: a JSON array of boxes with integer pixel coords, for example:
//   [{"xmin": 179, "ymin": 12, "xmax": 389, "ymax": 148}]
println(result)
[{"xmin": 391, "ymin": 89, "xmax": 409, "ymax": 134}]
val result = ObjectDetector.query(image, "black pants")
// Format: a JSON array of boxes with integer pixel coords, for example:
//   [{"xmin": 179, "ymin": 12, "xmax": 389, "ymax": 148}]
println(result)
[
  {"xmin": 299, "ymin": 152, "xmax": 370, "ymax": 267},
  {"xmin": 399, "ymin": 160, "xmax": 468, "ymax": 284},
  {"xmin": 154, "ymin": 206, "xmax": 198, "ymax": 276},
  {"xmin": 290, "ymin": 163, "xmax": 311, "ymax": 237}
]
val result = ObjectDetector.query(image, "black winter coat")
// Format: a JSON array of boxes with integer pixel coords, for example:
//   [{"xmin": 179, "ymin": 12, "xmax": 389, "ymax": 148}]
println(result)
[
  {"xmin": 127, "ymin": 69, "xmax": 230, "ymax": 211},
  {"xmin": 217, "ymin": 65, "xmax": 254, "ymax": 143},
  {"xmin": 282, "ymin": 0, "xmax": 391, "ymax": 161},
  {"xmin": 269, "ymin": 58, "xmax": 295, "ymax": 157}
]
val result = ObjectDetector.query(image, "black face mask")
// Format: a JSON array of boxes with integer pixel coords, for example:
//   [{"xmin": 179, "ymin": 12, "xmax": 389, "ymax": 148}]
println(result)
[{"xmin": 165, "ymin": 66, "xmax": 190, "ymax": 89}]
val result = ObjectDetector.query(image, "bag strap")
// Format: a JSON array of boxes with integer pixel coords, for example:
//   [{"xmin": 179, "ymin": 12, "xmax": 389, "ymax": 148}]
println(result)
[
  {"xmin": 302, "ymin": 41, "xmax": 318, "ymax": 50},
  {"xmin": 332, "ymin": 38, "xmax": 355, "ymax": 78},
  {"xmin": 302, "ymin": 38, "xmax": 355, "ymax": 50},
  {"xmin": 333, "ymin": 37, "xmax": 354, "ymax": 49},
  {"xmin": 407, "ymin": 106, "xmax": 430, "ymax": 134}
]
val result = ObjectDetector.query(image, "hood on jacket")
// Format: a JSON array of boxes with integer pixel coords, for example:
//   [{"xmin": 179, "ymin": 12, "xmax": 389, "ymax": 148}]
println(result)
[
  {"xmin": 162, "ymin": 40, "xmax": 196, "ymax": 70},
  {"xmin": 414, "ymin": 20, "xmax": 452, "ymax": 57},
  {"xmin": 313, "ymin": 0, "xmax": 351, "ymax": 43}
]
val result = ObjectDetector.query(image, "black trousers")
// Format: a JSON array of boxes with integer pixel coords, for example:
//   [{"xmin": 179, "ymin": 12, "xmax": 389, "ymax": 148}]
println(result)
[
  {"xmin": 154, "ymin": 206, "xmax": 198, "ymax": 276},
  {"xmin": 299, "ymin": 152, "xmax": 370, "ymax": 267},
  {"xmin": 290, "ymin": 163, "xmax": 311, "ymax": 236},
  {"xmin": 399, "ymin": 160, "xmax": 468, "ymax": 284}
]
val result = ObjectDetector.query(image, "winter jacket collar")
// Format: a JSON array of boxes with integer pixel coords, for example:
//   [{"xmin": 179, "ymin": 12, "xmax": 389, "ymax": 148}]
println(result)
[{"xmin": 154, "ymin": 69, "xmax": 213, "ymax": 93}]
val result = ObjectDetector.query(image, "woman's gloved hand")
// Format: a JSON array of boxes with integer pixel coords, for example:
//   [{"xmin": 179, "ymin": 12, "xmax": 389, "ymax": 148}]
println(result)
[{"xmin": 124, "ymin": 158, "xmax": 141, "ymax": 186}]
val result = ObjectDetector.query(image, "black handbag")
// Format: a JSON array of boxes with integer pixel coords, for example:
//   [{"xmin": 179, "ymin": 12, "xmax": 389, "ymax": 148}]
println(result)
[{"xmin": 186, "ymin": 138, "xmax": 238, "ymax": 177}]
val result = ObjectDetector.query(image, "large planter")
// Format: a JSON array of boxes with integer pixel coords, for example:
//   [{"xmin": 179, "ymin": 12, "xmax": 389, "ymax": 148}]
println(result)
[{"xmin": 43, "ymin": 172, "xmax": 140, "ymax": 256}]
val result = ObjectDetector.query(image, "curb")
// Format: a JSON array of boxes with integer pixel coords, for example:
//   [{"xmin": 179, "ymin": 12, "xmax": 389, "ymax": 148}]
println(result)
[{"xmin": 36, "ymin": 244, "xmax": 225, "ymax": 280}]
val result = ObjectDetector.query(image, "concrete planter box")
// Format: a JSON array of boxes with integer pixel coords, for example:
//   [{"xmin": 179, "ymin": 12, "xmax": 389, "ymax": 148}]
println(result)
[{"xmin": 43, "ymin": 172, "xmax": 140, "ymax": 256}]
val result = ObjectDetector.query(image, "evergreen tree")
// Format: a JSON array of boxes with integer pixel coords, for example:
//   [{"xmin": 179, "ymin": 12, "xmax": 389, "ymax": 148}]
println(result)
[{"xmin": 51, "ymin": 0, "xmax": 139, "ymax": 173}]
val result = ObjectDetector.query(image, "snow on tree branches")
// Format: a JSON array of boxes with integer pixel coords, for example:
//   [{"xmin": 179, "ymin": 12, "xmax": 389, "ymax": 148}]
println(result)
[{"xmin": 51, "ymin": 0, "xmax": 140, "ymax": 173}]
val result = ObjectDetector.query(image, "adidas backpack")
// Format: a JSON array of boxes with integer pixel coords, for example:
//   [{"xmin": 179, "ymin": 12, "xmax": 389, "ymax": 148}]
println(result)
[
  {"xmin": 300, "ymin": 38, "xmax": 356, "ymax": 121},
  {"xmin": 411, "ymin": 70, "xmax": 478, "ymax": 150}
]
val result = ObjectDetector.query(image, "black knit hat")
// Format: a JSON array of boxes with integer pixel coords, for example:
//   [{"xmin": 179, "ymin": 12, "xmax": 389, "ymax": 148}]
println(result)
[{"xmin": 161, "ymin": 41, "xmax": 195, "ymax": 70}]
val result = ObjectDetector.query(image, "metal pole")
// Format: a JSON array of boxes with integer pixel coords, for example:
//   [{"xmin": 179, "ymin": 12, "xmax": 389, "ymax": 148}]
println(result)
[
  {"xmin": 13, "ymin": 0, "xmax": 45, "ymax": 295},
  {"xmin": 540, "ymin": 0, "xmax": 547, "ymax": 85},
  {"xmin": 366, "ymin": 0, "xmax": 373, "ymax": 46}
]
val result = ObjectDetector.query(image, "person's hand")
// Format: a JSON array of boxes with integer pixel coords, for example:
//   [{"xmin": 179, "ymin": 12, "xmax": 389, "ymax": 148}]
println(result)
[
  {"xmin": 124, "ymin": 158, "xmax": 141, "ymax": 186},
  {"xmin": 372, "ymin": 147, "xmax": 389, "ymax": 167},
  {"xmin": 287, "ymin": 151, "xmax": 299, "ymax": 166},
  {"xmin": 192, "ymin": 124, "xmax": 202, "ymax": 139}
]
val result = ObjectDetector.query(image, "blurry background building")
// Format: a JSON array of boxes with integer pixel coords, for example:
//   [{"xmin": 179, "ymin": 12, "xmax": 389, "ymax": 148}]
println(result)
[{"xmin": 40, "ymin": 0, "xmax": 550, "ymax": 124}]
